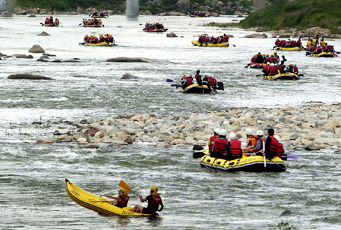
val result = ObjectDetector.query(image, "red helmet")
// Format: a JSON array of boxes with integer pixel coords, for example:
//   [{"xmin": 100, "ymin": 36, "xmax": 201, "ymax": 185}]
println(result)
[{"xmin": 313, "ymin": 36, "xmax": 316, "ymax": 39}]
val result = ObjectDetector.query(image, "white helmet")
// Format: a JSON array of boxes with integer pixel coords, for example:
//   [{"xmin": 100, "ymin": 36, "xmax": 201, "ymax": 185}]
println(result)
[
  {"xmin": 186, "ymin": 72, "xmax": 192, "ymax": 77},
  {"xmin": 219, "ymin": 129, "xmax": 227, "ymax": 137},
  {"xmin": 256, "ymin": 130, "xmax": 264, "ymax": 136},
  {"xmin": 214, "ymin": 128, "xmax": 220, "ymax": 135},
  {"xmin": 270, "ymin": 63, "xmax": 274, "ymax": 66},
  {"xmin": 246, "ymin": 128, "xmax": 253, "ymax": 135},
  {"xmin": 274, "ymin": 135, "xmax": 281, "ymax": 142},
  {"xmin": 229, "ymin": 133, "xmax": 236, "ymax": 140},
  {"xmin": 267, "ymin": 62, "xmax": 270, "ymax": 65}
]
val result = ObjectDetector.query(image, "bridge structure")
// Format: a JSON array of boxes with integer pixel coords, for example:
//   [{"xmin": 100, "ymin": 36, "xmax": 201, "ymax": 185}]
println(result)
[{"xmin": 0, "ymin": 0, "xmax": 14, "ymax": 12}]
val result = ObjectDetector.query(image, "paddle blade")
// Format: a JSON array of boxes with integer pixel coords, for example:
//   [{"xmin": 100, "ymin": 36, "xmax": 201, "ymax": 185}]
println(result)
[
  {"xmin": 334, "ymin": 53, "xmax": 338, "ymax": 57},
  {"xmin": 193, "ymin": 152, "xmax": 205, "ymax": 159},
  {"xmin": 166, "ymin": 79, "xmax": 173, "ymax": 82},
  {"xmin": 118, "ymin": 180, "xmax": 132, "ymax": 191},
  {"xmin": 287, "ymin": 155, "xmax": 298, "ymax": 160},
  {"xmin": 193, "ymin": 145, "xmax": 204, "ymax": 151}
]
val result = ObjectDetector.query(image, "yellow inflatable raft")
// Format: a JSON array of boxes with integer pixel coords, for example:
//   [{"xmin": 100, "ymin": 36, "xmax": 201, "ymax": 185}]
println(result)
[
  {"xmin": 200, "ymin": 154, "xmax": 287, "ymax": 172},
  {"xmin": 192, "ymin": 40, "xmax": 229, "ymax": 47},
  {"xmin": 263, "ymin": 72, "xmax": 300, "ymax": 80},
  {"xmin": 65, "ymin": 179, "xmax": 150, "ymax": 216},
  {"xmin": 181, "ymin": 83, "xmax": 215, "ymax": 94},
  {"xmin": 274, "ymin": 46, "xmax": 303, "ymax": 51},
  {"xmin": 79, "ymin": 42, "xmax": 115, "ymax": 46},
  {"xmin": 308, "ymin": 51, "xmax": 335, "ymax": 57}
]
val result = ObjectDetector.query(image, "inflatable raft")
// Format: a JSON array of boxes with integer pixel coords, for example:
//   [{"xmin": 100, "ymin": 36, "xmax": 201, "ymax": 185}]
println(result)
[
  {"xmin": 190, "ymin": 14, "xmax": 207, "ymax": 17},
  {"xmin": 44, "ymin": 23, "xmax": 58, "ymax": 27},
  {"xmin": 192, "ymin": 40, "xmax": 229, "ymax": 47},
  {"xmin": 143, "ymin": 28, "xmax": 168, "ymax": 32},
  {"xmin": 307, "ymin": 51, "xmax": 335, "ymax": 57},
  {"xmin": 181, "ymin": 84, "xmax": 215, "ymax": 94},
  {"xmin": 82, "ymin": 24, "xmax": 103, "ymax": 27},
  {"xmin": 250, "ymin": 62, "xmax": 265, "ymax": 69},
  {"xmin": 200, "ymin": 154, "xmax": 287, "ymax": 172},
  {"xmin": 65, "ymin": 179, "xmax": 150, "ymax": 216},
  {"xmin": 274, "ymin": 46, "xmax": 303, "ymax": 51},
  {"xmin": 263, "ymin": 72, "xmax": 300, "ymax": 80},
  {"xmin": 79, "ymin": 42, "xmax": 115, "ymax": 46}
]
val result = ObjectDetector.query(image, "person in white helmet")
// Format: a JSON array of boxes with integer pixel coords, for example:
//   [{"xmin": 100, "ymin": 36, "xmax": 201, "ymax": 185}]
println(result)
[
  {"xmin": 227, "ymin": 133, "xmax": 242, "ymax": 160},
  {"xmin": 254, "ymin": 130, "xmax": 265, "ymax": 155},
  {"xmin": 242, "ymin": 128, "xmax": 258, "ymax": 153},
  {"xmin": 211, "ymin": 129, "xmax": 228, "ymax": 159},
  {"xmin": 208, "ymin": 128, "xmax": 220, "ymax": 154}
]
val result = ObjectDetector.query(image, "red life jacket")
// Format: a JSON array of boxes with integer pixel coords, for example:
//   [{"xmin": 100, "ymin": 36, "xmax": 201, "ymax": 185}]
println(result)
[
  {"xmin": 229, "ymin": 139, "xmax": 241, "ymax": 158},
  {"xmin": 276, "ymin": 143, "xmax": 284, "ymax": 158},
  {"xmin": 293, "ymin": 66, "xmax": 298, "ymax": 74},
  {"xmin": 195, "ymin": 74, "xmax": 202, "ymax": 84},
  {"xmin": 278, "ymin": 65, "xmax": 285, "ymax": 73},
  {"xmin": 268, "ymin": 136, "xmax": 279, "ymax": 154},
  {"xmin": 147, "ymin": 195, "xmax": 162, "ymax": 212},
  {"xmin": 209, "ymin": 135, "xmax": 218, "ymax": 153},
  {"xmin": 214, "ymin": 138, "xmax": 227, "ymax": 154},
  {"xmin": 208, "ymin": 77, "xmax": 216, "ymax": 86},
  {"xmin": 116, "ymin": 195, "xmax": 129, "ymax": 208},
  {"xmin": 275, "ymin": 39, "xmax": 280, "ymax": 46},
  {"xmin": 186, "ymin": 77, "xmax": 193, "ymax": 87},
  {"xmin": 270, "ymin": 66, "xmax": 278, "ymax": 75},
  {"xmin": 251, "ymin": 57, "xmax": 256, "ymax": 62},
  {"xmin": 199, "ymin": 37, "xmax": 203, "ymax": 43},
  {"xmin": 269, "ymin": 57, "xmax": 274, "ymax": 63}
]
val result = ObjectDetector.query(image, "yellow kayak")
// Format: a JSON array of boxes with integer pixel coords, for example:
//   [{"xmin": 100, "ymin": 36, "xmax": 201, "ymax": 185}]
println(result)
[
  {"xmin": 200, "ymin": 154, "xmax": 287, "ymax": 172},
  {"xmin": 274, "ymin": 46, "xmax": 303, "ymax": 51},
  {"xmin": 65, "ymin": 179, "xmax": 150, "ymax": 216},
  {"xmin": 79, "ymin": 42, "xmax": 115, "ymax": 46},
  {"xmin": 263, "ymin": 72, "xmax": 300, "ymax": 80},
  {"xmin": 192, "ymin": 40, "xmax": 229, "ymax": 47}
]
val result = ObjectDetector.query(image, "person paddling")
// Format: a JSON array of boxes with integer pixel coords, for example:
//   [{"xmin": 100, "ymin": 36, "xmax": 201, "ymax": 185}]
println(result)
[
  {"xmin": 131, "ymin": 186, "xmax": 164, "ymax": 214},
  {"xmin": 100, "ymin": 187, "xmax": 130, "ymax": 208},
  {"xmin": 263, "ymin": 128, "xmax": 278, "ymax": 160},
  {"xmin": 208, "ymin": 128, "xmax": 220, "ymax": 154}
]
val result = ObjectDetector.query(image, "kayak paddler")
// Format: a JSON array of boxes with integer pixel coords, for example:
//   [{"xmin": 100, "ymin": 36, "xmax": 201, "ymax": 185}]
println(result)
[
  {"xmin": 131, "ymin": 186, "xmax": 164, "ymax": 214},
  {"xmin": 100, "ymin": 187, "xmax": 130, "ymax": 208}
]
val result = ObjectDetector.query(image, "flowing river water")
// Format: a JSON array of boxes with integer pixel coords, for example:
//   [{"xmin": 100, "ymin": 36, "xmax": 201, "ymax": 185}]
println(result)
[{"xmin": 1, "ymin": 15, "xmax": 341, "ymax": 229}]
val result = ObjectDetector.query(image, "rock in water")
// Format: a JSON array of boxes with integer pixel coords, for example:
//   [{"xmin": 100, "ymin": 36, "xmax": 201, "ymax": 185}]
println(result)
[
  {"xmin": 121, "ymin": 73, "xmax": 138, "ymax": 79},
  {"xmin": 8, "ymin": 74, "xmax": 53, "ymax": 80},
  {"xmin": 107, "ymin": 57, "xmax": 149, "ymax": 62},
  {"xmin": 38, "ymin": 31, "xmax": 50, "ymax": 36},
  {"xmin": 167, "ymin": 32, "xmax": 178, "ymax": 37},
  {"xmin": 29, "ymin": 45, "xmax": 45, "ymax": 53}
]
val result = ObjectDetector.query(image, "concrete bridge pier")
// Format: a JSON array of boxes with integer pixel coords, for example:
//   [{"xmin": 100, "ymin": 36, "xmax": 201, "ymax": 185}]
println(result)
[
  {"xmin": 0, "ymin": 0, "xmax": 14, "ymax": 12},
  {"xmin": 126, "ymin": 0, "xmax": 139, "ymax": 17}
]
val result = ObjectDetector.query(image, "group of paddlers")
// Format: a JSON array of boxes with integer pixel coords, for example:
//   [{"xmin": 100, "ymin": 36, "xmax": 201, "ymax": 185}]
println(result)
[
  {"xmin": 197, "ymin": 34, "xmax": 229, "ymax": 45},
  {"xmin": 251, "ymin": 52, "xmax": 281, "ymax": 64},
  {"xmin": 44, "ymin": 16, "xmax": 59, "ymax": 26},
  {"xmin": 143, "ymin": 22, "xmax": 165, "ymax": 31},
  {"xmin": 208, "ymin": 128, "xmax": 284, "ymax": 160},
  {"xmin": 191, "ymin": 11, "xmax": 206, "ymax": 17},
  {"xmin": 262, "ymin": 62, "xmax": 298, "ymax": 76},
  {"xmin": 306, "ymin": 36, "xmax": 335, "ymax": 53},
  {"xmin": 180, "ymin": 70, "xmax": 217, "ymax": 90},
  {"xmin": 91, "ymin": 11, "xmax": 108, "ymax": 17},
  {"xmin": 82, "ymin": 18, "xmax": 103, "ymax": 26},
  {"xmin": 274, "ymin": 38, "xmax": 302, "ymax": 48},
  {"xmin": 84, "ymin": 34, "xmax": 114, "ymax": 44}
]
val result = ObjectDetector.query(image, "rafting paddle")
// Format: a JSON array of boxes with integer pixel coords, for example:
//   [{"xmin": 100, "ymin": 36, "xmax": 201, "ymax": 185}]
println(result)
[
  {"xmin": 118, "ymin": 180, "xmax": 140, "ymax": 197},
  {"xmin": 166, "ymin": 79, "xmax": 173, "ymax": 82},
  {"xmin": 244, "ymin": 63, "xmax": 251, "ymax": 68},
  {"xmin": 193, "ymin": 152, "xmax": 206, "ymax": 159}
]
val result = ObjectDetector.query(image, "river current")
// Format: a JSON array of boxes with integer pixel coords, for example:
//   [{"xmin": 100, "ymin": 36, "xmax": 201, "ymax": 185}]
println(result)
[{"xmin": 1, "ymin": 15, "xmax": 341, "ymax": 229}]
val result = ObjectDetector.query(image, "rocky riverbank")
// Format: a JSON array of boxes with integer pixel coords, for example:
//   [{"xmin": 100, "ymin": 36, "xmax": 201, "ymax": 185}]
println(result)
[{"xmin": 36, "ymin": 103, "xmax": 341, "ymax": 152}]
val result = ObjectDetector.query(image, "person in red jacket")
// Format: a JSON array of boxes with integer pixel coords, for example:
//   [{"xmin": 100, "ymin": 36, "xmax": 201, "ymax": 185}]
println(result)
[
  {"xmin": 100, "ymin": 187, "xmax": 130, "ymax": 207},
  {"xmin": 211, "ymin": 129, "xmax": 228, "ymax": 159},
  {"xmin": 208, "ymin": 128, "xmax": 220, "ymax": 153},
  {"xmin": 269, "ymin": 63, "xmax": 278, "ymax": 75},
  {"xmin": 131, "ymin": 186, "xmax": 164, "ymax": 214},
  {"xmin": 262, "ymin": 62, "xmax": 270, "ymax": 76},
  {"xmin": 263, "ymin": 129, "xmax": 278, "ymax": 159},
  {"xmin": 227, "ymin": 133, "xmax": 242, "ymax": 160},
  {"xmin": 274, "ymin": 135, "xmax": 284, "ymax": 158}
]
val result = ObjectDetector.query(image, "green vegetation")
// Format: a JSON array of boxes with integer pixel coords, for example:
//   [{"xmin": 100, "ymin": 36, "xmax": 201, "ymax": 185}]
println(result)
[
  {"xmin": 240, "ymin": 0, "xmax": 341, "ymax": 33},
  {"xmin": 14, "ymin": 0, "xmax": 252, "ymax": 14}
]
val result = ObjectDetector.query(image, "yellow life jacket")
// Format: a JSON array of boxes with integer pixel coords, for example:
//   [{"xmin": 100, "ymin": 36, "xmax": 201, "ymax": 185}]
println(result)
[
  {"xmin": 312, "ymin": 39, "xmax": 317, "ymax": 45},
  {"xmin": 320, "ymin": 40, "xmax": 325, "ymax": 46},
  {"xmin": 306, "ymin": 40, "xmax": 312, "ymax": 47}
]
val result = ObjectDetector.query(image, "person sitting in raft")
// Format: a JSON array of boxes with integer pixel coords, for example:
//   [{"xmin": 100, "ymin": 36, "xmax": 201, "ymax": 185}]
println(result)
[
  {"xmin": 99, "ymin": 34, "xmax": 105, "ymax": 42},
  {"xmin": 202, "ymin": 75, "xmax": 212, "ymax": 92},
  {"xmin": 273, "ymin": 52, "xmax": 280, "ymax": 61},
  {"xmin": 269, "ymin": 63, "xmax": 278, "ymax": 76},
  {"xmin": 251, "ymin": 130, "xmax": 265, "ymax": 156},
  {"xmin": 55, "ymin": 18, "xmax": 59, "ymax": 26},
  {"xmin": 274, "ymin": 135, "xmax": 284, "ymax": 158},
  {"xmin": 195, "ymin": 69, "xmax": 203, "ymax": 86},
  {"xmin": 211, "ymin": 129, "xmax": 228, "ymax": 159},
  {"xmin": 131, "ymin": 186, "xmax": 164, "ymax": 214},
  {"xmin": 208, "ymin": 128, "xmax": 220, "ymax": 154},
  {"xmin": 180, "ymin": 73, "xmax": 193, "ymax": 89},
  {"xmin": 251, "ymin": 54, "xmax": 256, "ymax": 63},
  {"xmin": 256, "ymin": 52, "xmax": 264, "ymax": 63},
  {"xmin": 263, "ymin": 128, "xmax": 278, "ymax": 160},
  {"xmin": 49, "ymin": 16, "xmax": 54, "ymax": 25},
  {"xmin": 242, "ymin": 128, "xmax": 258, "ymax": 153},
  {"xmin": 320, "ymin": 38, "xmax": 325, "ymax": 47},
  {"xmin": 262, "ymin": 62, "xmax": 271, "ymax": 76},
  {"xmin": 227, "ymin": 133, "xmax": 242, "ymax": 160},
  {"xmin": 100, "ymin": 187, "xmax": 130, "ymax": 207}
]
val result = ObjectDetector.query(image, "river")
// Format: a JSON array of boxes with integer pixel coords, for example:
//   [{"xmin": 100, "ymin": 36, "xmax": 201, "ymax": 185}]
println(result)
[{"xmin": 1, "ymin": 14, "xmax": 341, "ymax": 229}]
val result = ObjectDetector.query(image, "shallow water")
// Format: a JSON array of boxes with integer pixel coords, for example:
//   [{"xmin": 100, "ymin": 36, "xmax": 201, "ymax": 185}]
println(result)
[{"xmin": 1, "ymin": 15, "xmax": 341, "ymax": 229}]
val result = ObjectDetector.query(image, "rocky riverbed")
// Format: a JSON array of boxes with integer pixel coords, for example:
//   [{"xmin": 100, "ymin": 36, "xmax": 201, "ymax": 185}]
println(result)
[{"xmin": 36, "ymin": 103, "xmax": 341, "ymax": 152}]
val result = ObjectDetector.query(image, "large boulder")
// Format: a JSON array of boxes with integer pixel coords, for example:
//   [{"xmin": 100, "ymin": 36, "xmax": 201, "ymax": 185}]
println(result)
[
  {"xmin": 121, "ymin": 73, "xmax": 138, "ymax": 79},
  {"xmin": 167, "ymin": 32, "xmax": 178, "ymax": 37},
  {"xmin": 29, "ymin": 45, "xmax": 45, "ymax": 53},
  {"xmin": 107, "ymin": 57, "xmax": 151, "ymax": 62},
  {"xmin": 13, "ymin": 54, "xmax": 33, "ymax": 59},
  {"xmin": 244, "ymin": 33, "xmax": 268, "ymax": 38},
  {"xmin": 38, "ymin": 31, "xmax": 50, "ymax": 36},
  {"xmin": 8, "ymin": 74, "xmax": 52, "ymax": 80}
]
